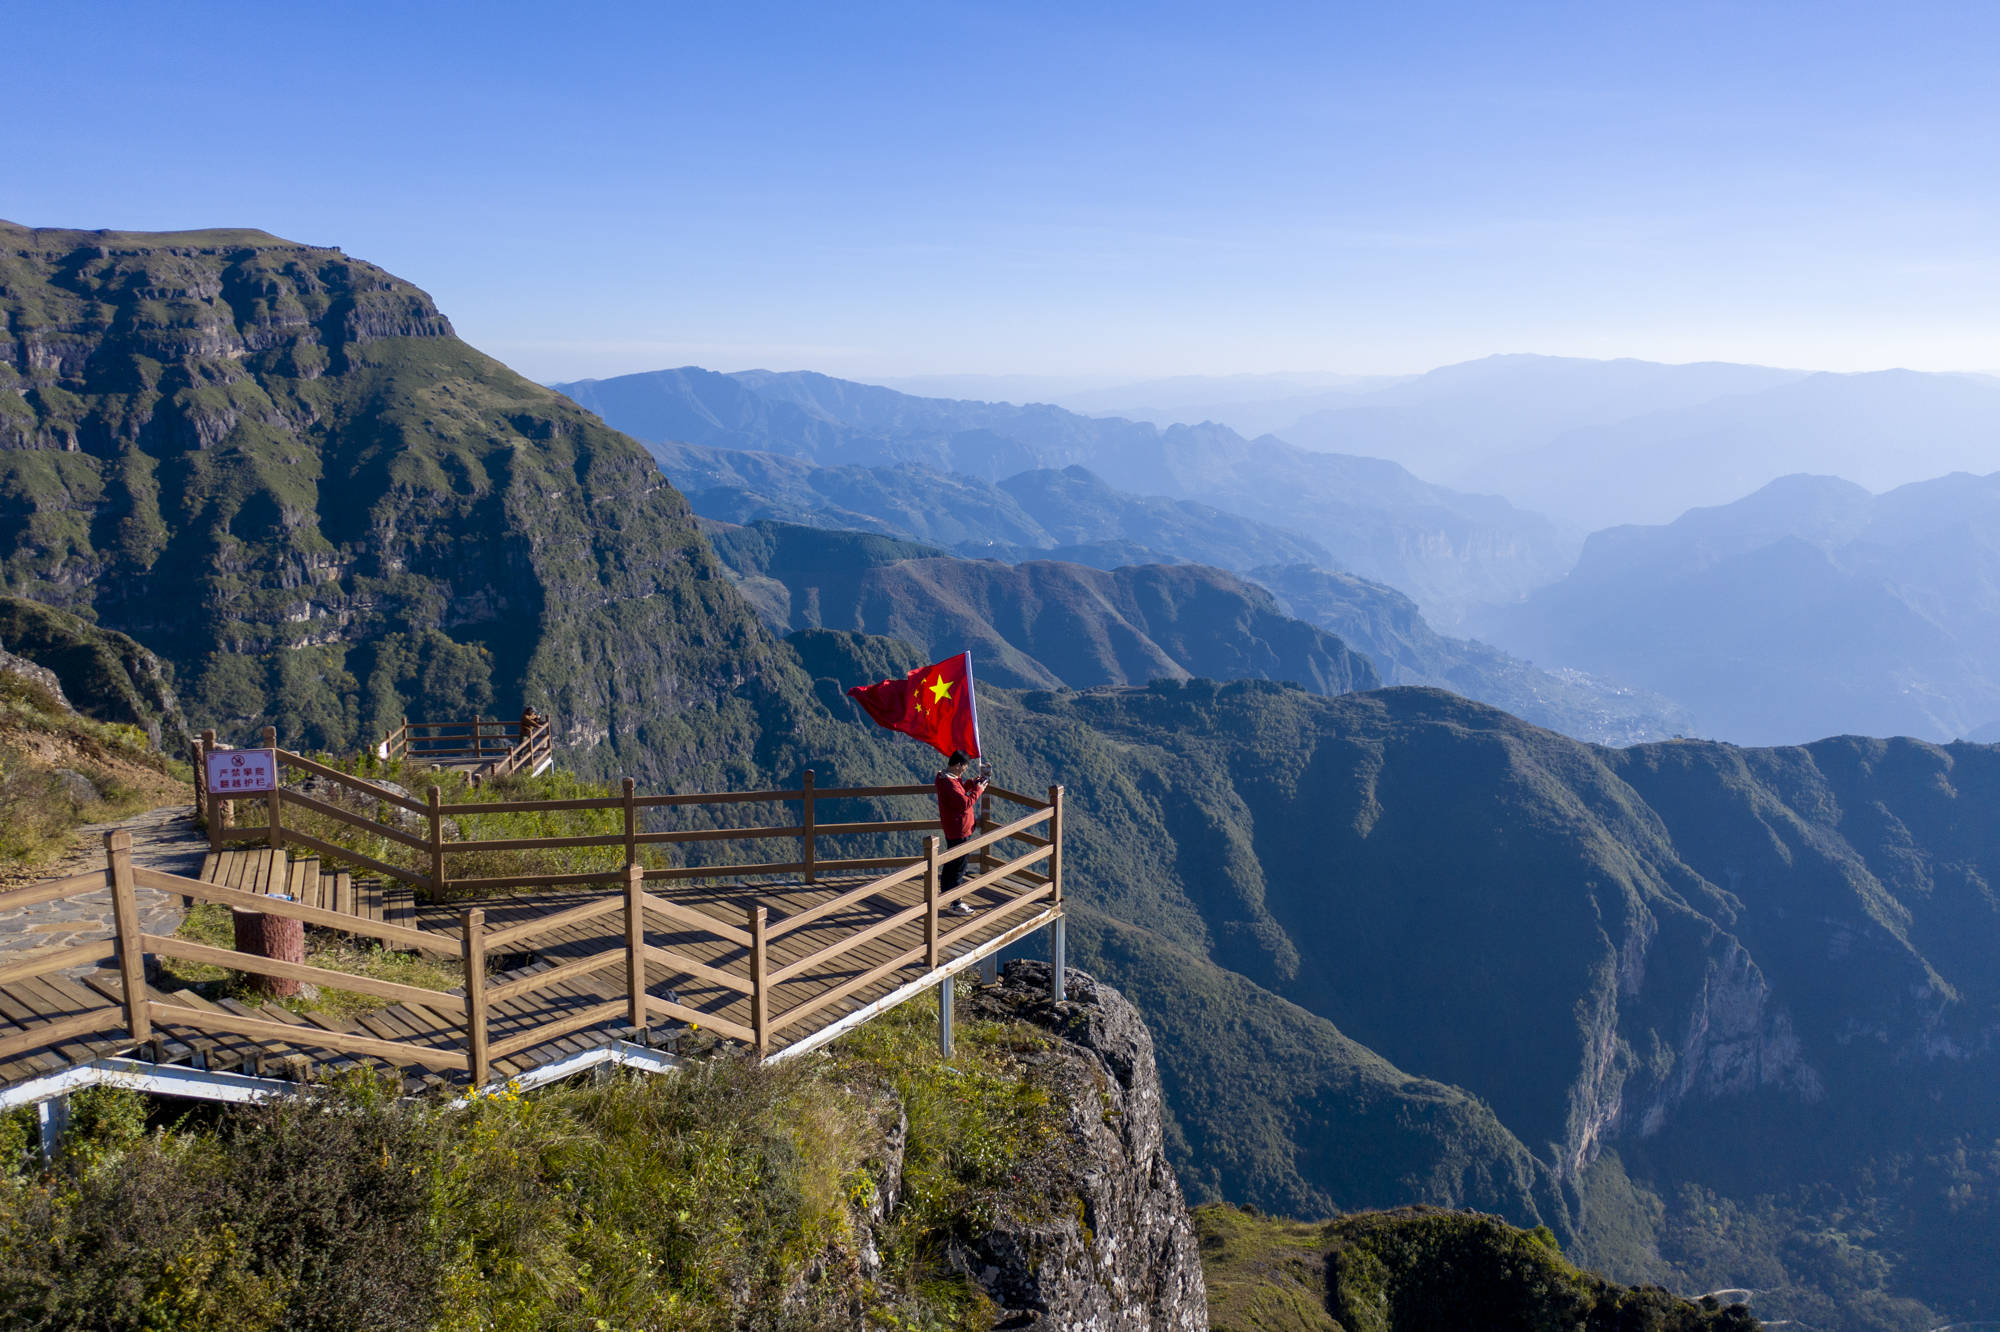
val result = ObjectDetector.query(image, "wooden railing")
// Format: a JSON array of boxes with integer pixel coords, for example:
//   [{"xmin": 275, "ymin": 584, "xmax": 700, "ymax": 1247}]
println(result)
[
  {"xmin": 200, "ymin": 730, "xmax": 1053, "ymax": 910},
  {"xmin": 376, "ymin": 716, "xmax": 553, "ymax": 779},
  {"xmin": 0, "ymin": 786, "xmax": 1064, "ymax": 1080}
]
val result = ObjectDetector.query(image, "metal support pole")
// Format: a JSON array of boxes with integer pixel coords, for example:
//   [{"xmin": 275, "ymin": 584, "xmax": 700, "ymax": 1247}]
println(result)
[
  {"xmin": 937, "ymin": 975, "xmax": 954, "ymax": 1059},
  {"xmin": 980, "ymin": 953, "xmax": 999, "ymax": 985},
  {"xmin": 36, "ymin": 1095, "xmax": 69, "ymax": 1164},
  {"xmin": 1050, "ymin": 916, "xmax": 1066, "ymax": 1002}
]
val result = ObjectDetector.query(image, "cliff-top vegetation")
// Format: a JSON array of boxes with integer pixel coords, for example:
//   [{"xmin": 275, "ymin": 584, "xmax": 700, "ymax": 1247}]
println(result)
[{"xmin": 0, "ymin": 986, "xmax": 1077, "ymax": 1332}]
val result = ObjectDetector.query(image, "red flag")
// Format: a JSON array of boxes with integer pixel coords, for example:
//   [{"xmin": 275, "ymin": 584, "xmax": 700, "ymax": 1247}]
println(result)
[{"xmin": 847, "ymin": 651, "xmax": 982, "ymax": 758}]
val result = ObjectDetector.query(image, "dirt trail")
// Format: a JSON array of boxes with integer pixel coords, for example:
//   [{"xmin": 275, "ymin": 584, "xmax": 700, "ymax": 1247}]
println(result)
[{"xmin": 0, "ymin": 803, "xmax": 208, "ymax": 976}]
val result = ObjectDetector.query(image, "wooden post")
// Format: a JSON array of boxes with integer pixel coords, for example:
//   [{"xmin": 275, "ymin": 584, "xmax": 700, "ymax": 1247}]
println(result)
[
  {"xmin": 748, "ymin": 904, "xmax": 769, "ymax": 1057},
  {"xmin": 428, "ymin": 785, "xmax": 446, "ymax": 896},
  {"xmin": 461, "ymin": 907, "xmax": 488, "ymax": 1085},
  {"xmin": 924, "ymin": 835, "xmax": 940, "ymax": 970},
  {"xmin": 800, "ymin": 768, "xmax": 816, "ymax": 885},
  {"xmin": 105, "ymin": 830, "xmax": 150, "ymax": 1044},
  {"xmin": 978, "ymin": 786, "xmax": 995, "ymax": 879},
  {"xmin": 400, "ymin": 715, "xmax": 409, "ymax": 761},
  {"xmin": 200, "ymin": 730, "xmax": 220, "ymax": 850},
  {"xmin": 1048, "ymin": 785, "xmax": 1065, "ymax": 1002},
  {"xmin": 262, "ymin": 726, "xmax": 282, "ymax": 852},
  {"xmin": 622, "ymin": 778, "xmax": 638, "ymax": 868},
  {"xmin": 1048, "ymin": 785, "xmax": 1064, "ymax": 910},
  {"xmin": 624, "ymin": 864, "xmax": 647, "ymax": 1030}
]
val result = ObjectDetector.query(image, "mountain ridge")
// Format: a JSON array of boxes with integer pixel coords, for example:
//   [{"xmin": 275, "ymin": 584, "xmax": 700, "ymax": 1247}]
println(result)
[{"xmin": 554, "ymin": 365, "xmax": 1570, "ymax": 621}]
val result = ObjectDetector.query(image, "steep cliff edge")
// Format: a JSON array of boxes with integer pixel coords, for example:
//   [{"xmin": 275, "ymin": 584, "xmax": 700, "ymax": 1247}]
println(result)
[
  {"xmin": 957, "ymin": 961, "xmax": 1208, "ymax": 1331},
  {"xmin": 0, "ymin": 968, "xmax": 1209, "ymax": 1330}
]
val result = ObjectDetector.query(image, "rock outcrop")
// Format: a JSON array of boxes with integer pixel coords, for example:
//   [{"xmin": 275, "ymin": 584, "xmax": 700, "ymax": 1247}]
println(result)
[{"xmin": 956, "ymin": 961, "xmax": 1208, "ymax": 1332}]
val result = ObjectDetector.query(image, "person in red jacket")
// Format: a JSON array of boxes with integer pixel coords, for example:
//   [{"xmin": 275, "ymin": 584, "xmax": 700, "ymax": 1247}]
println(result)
[{"xmin": 934, "ymin": 749, "xmax": 991, "ymax": 915}]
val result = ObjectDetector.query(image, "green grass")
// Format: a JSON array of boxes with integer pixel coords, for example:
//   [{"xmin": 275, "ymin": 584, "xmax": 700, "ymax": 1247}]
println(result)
[
  {"xmin": 0, "ymin": 994, "xmax": 1080, "ymax": 1332},
  {"xmin": 159, "ymin": 902, "xmax": 462, "ymax": 1019},
  {"xmin": 827, "ymin": 983, "xmax": 1081, "ymax": 1330},
  {"xmin": 0, "ymin": 671, "xmax": 186, "ymax": 872}
]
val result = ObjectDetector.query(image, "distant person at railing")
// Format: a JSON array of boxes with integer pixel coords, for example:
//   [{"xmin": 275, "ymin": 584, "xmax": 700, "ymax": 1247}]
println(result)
[
  {"xmin": 520, "ymin": 704, "xmax": 546, "ymax": 735},
  {"xmin": 935, "ymin": 750, "xmax": 991, "ymax": 916}
]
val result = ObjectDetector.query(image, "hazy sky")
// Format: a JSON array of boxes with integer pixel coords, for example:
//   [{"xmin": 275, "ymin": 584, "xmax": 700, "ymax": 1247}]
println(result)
[{"xmin": 8, "ymin": 1, "xmax": 1999, "ymax": 382}]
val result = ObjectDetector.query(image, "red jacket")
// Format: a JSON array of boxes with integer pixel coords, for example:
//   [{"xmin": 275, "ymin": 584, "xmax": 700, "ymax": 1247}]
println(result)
[{"xmin": 934, "ymin": 771, "xmax": 989, "ymax": 842}]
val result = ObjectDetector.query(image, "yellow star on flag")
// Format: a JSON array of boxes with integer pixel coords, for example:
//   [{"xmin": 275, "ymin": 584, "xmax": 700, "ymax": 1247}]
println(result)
[{"xmin": 927, "ymin": 676, "xmax": 953, "ymax": 705}]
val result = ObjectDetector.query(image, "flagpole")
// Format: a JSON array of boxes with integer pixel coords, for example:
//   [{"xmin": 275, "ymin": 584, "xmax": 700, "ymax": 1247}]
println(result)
[{"xmin": 963, "ymin": 650, "xmax": 983, "ymax": 757}]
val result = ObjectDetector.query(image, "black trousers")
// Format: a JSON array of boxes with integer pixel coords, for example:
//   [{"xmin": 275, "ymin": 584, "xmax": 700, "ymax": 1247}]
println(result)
[{"xmin": 941, "ymin": 837, "xmax": 971, "ymax": 894}]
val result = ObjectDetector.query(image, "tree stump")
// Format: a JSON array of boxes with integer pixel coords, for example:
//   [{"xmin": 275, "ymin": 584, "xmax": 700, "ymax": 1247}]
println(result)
[{"xmin": 232, "ymin": 907, "xmax": 305, "ymax": 998}]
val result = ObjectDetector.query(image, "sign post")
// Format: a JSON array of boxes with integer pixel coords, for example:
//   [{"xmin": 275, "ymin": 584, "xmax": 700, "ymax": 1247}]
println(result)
[{"xmin": 203, "ymin": 749, "xmax": 278, "ymax": 798}]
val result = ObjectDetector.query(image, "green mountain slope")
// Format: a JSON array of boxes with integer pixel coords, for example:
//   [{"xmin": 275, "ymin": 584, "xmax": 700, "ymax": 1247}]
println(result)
[
  {"xmin": 1197, "ymin": 1203, "xmax": 1760, "ymax": 1332},
  {"xmin": 708, "ymin": 519, "xmax": 1378, "ymax": 695},
  {"xmin": 953, "ymin": 679, "xmax": 2000, "ymax": 1328},
  {"xmin": 0, "ymin": 221, "xmax": 819, "ymax": 787},
  {"xmin": 0, "ymin": 594, "xmax": 189, "ymax": 749}
]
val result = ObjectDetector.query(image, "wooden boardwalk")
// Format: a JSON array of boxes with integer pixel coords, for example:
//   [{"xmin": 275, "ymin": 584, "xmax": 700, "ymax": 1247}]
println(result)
[
  {"xmin": 0, "ymin": 784, "xmax": 1065, "ymax": 1107},
  {"xmin": 197, "ymin": 847, "xmax": 415, "ymax": 933}
]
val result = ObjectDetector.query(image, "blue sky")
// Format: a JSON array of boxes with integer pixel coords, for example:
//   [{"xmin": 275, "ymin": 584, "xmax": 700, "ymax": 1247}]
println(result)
[{"xmin": 7, "ymin": 1, "xmax": 1998, "ymax": 381}]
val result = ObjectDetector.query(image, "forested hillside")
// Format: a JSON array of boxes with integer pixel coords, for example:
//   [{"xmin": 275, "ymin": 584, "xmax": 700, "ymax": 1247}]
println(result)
[{"xmin": 706, "ymin": 519, "xmax": 1378, "ymax": 696}]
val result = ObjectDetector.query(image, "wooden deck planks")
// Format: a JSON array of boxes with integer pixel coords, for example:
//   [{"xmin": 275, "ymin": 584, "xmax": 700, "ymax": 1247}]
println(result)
[{"xmin": 0, "ymin": 863, "xmax": 1051, "ymax": 1095}]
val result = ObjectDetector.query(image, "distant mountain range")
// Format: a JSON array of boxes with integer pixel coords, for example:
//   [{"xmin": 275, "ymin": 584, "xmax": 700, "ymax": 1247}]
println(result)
[
  {"xmin": 705, "ymin": 520, "xmax": 1378, "ymax": 697},
  {"xmin": 659, "ymin": 444, "xmax": 1681, "ymax": 743},
  {"xmin": 1256, "ymin": 354, "xmax": 2000, "ymax": 530},
  {"xmin": 1479, "ymin": 470, "xmax": 2000, "ymax": 745},
  {"xmin": 554, "ymin": 366, "xmax": 1569, "ymax": 623},
  {"xmin": 1248, "ymin": 564, "xmax": 1688, "ymax": 746},
  {"xmin": 651, "ymin": 441, "xmax": 1331, "ymax": 572}
]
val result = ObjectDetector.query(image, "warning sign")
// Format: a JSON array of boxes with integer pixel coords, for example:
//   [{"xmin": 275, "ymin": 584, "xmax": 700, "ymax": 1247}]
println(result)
[{"xmin": 205, "ymin": 748, "xmax": 278, "ymax": 795}]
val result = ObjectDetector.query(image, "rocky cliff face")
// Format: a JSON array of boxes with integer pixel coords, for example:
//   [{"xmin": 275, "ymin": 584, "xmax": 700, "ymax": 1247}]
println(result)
[
  {"xmin": 957, "ymin": 962, "xmax": 1208, "ymax": 1332},
  {"xmin": 0, "ymin": 222, "xmax": 791, "ymax": 784}
]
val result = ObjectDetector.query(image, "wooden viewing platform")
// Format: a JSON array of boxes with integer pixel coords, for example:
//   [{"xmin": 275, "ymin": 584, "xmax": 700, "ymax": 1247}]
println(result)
[
  {"xmin": 375, "ymin": 715, "xmax": 554, "ymax": 779},
  {"xmin": 0, "ymin": 753, "xmax": 1067, "ymax": 1133}
]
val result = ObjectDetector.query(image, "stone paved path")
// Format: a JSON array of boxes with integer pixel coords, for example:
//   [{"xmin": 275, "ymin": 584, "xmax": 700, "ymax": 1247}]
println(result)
[{"xmin": 0, "ymin": 804, "xmax": 208, "ymax": 977}]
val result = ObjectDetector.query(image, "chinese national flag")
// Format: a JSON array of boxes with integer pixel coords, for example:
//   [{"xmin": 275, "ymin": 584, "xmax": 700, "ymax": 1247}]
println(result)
[{"xmin": 846, "ymin": 651, "xmax": 982, "ymax": 758}]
